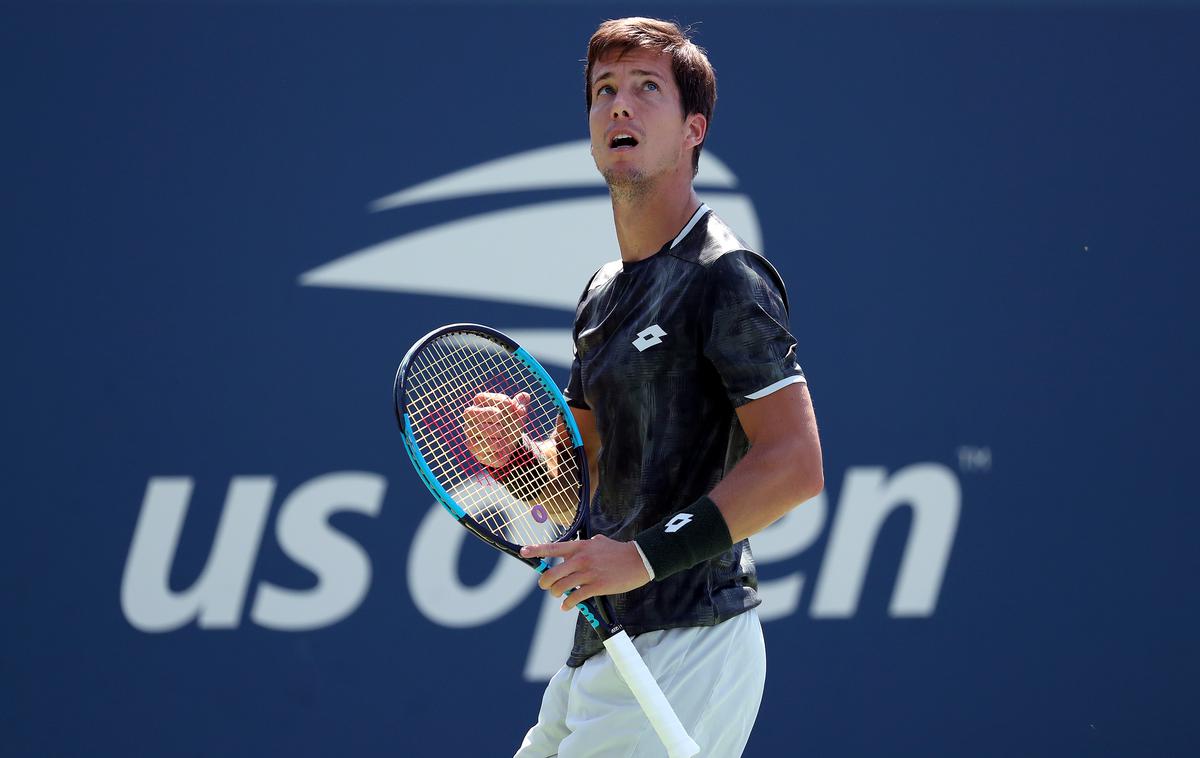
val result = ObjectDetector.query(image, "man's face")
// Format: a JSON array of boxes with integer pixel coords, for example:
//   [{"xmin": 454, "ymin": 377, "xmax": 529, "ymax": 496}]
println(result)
[{"xmin": 588, "ymin": 49, "xmax": 702, "ymax": 195}]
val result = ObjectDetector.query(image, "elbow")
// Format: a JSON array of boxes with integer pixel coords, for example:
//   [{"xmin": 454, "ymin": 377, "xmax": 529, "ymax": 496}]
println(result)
[
  {"xmin": 751, "ymin": 436, "xmax": 824, "ymax": 511},
  {"xmin": 794, "ymin": 467, "xmax": 823, "ymax": 504},
  {"xmin": 807, "ymin": 468, "xmax": 824, "ymax": 501},
  {"xmin": 787, "ymin": 446, "xmax": 824, "ymax": 504}
]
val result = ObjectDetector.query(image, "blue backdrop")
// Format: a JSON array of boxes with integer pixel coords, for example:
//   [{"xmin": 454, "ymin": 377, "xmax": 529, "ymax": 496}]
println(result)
[{"xmin": 4, "ymin": 1, "xmax": 1198, "ymax": 756}]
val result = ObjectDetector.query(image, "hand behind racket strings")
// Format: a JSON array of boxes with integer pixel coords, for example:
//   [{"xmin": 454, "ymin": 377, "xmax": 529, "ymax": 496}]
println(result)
[
  {"xmin": 461, "ymin": 391, "xmax": 531, "ymax": 468},
  {"xmin": 462, "ymin": 391, "xmax": 578, "ymax": 525},
  {"xmin": 395, "ymin": 324, "xmax": 701, "ymax": 758}
]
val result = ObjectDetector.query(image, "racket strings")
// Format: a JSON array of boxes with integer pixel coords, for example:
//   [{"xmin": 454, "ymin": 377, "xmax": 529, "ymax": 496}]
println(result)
[
  {"xmin": 410, "ymin": 344, "xmax": 580, "ymax": 546},
  {"xmin": 404, "ymin": 332, "xmax": 582, "ymax": 547}
]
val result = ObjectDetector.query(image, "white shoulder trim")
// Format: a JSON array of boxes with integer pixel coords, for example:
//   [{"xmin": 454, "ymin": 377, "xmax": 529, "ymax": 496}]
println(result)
[
  {"xmin": 669, "ymin": 203, "xmax": 710, "ymax": 249},
  {"xmin": 744, "ymin": 374, "xmax": 806, "ymax": 401}
]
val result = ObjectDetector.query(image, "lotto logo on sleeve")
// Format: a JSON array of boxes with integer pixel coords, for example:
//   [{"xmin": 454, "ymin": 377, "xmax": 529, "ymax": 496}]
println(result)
[
  {"xmin": 664, "ymin": 513, "xmax": 693, "ymax": 533},
  {"xmin": 632, "ymin": 324, "xmax": 667, "ymax": 352}
]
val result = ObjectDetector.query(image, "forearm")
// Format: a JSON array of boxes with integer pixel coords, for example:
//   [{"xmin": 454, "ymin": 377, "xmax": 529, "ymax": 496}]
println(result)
[
  {"xmin": 707, "ymin": 438, "xmax": 824, "ymax": 542},
  {"xmin": 634, "ymin": 437, "xmax": 822, "ymax": 580}
]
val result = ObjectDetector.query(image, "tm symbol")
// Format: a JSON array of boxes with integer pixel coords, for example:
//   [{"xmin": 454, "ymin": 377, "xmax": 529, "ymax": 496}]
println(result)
[{"xmin": 957, "ymin": 446, "xmax": 992, "ymax": 473}]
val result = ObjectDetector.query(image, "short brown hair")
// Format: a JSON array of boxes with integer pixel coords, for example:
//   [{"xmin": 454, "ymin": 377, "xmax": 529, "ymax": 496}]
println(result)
[{"xmin": 585, "ymin": 18, "xmax": 717, "ymax": 177}]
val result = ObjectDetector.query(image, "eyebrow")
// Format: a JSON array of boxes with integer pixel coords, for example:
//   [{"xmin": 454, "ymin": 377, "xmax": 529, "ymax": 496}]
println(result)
[{"xmin": 593, "ymin": 68, "xmax": 665, "ymax": 86}]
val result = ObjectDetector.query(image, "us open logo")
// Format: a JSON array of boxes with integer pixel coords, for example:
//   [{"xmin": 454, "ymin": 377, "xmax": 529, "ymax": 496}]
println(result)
[{"xmin": 298, "ymin": 139, "xmax": 762, "ymax": 368}]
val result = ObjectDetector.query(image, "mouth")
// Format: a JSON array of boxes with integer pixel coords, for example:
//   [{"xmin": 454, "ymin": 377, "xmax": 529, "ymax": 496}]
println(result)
[{"xmin": 609, "ymin": 133, "xmax": 639, "ymax": 150}]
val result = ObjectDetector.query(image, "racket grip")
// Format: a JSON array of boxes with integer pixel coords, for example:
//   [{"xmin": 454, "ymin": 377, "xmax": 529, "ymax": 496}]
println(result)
[{"xmin": 602, "ymin": 629, "xmax": 701, "ymax": 758}]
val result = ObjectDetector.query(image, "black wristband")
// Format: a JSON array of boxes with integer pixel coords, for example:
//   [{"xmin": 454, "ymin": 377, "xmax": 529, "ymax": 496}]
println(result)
[{"xmin": 633, "ymin": 495, "xmax": 733, "ymax": 581}]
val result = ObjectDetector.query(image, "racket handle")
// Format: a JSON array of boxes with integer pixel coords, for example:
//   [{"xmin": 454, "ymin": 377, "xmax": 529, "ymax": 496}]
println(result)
[{"xmin": 602, "ymin": 629, "xmax": 701, "ymax": 758}]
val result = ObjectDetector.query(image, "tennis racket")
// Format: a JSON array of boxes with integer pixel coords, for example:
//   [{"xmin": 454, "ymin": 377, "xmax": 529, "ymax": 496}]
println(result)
[{"xmin": 393, "ymin": 323, "xmax": 700, "ymax": 758}]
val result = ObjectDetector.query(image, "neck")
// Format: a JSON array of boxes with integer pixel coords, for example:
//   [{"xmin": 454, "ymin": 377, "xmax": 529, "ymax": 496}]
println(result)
[{"xmin": 609, "ymin": 169, "xmax": 702, "ymax": 263}]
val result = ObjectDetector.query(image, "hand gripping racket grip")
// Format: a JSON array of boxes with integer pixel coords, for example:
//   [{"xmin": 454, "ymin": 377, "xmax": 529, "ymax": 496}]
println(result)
[{"xmin": 603, "ymin": 630, "xmax": 701, "ymax": 758}]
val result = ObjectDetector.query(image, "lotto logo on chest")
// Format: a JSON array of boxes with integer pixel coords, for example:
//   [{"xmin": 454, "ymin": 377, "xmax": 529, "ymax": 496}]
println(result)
[{"xmin": 632, "ymin": 324, "xmax": 667, "ymax": 352}]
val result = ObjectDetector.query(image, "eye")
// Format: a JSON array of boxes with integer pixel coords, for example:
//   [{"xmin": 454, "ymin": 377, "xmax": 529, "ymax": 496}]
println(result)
[
  {"xmin": 597, "ymin": 84, "xmax": 615, "ymax": 97},
  {"xmin": 644, "ymin": 81, "xmax": 659, "ymax": 92}
]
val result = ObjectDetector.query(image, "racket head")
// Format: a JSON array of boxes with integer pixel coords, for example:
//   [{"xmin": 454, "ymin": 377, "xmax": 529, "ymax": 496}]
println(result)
[{"xmin": 394, "ymin": 324, "xmax": 590, "ymax": 558}]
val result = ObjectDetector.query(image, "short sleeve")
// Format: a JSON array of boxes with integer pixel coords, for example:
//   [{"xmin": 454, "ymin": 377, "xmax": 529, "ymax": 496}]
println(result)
[
  {"xmin": 701, "ymin": 251, "xmax": 805, "ymax": 408},
  {"xmin": 562, "ymin": 267, "xmax": 600, "ymax": 411},
  {"xmin": 563, "ymin": 344, "xmax": 590, "ymax": 410}
]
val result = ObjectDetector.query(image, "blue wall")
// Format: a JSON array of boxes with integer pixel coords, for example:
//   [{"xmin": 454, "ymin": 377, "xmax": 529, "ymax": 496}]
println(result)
[{"xmin": 4, "ymin": 2, "xmax": 1198, "ymax": 756}]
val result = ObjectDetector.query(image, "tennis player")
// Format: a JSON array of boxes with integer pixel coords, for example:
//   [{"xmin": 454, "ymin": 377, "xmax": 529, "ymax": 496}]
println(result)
[{"xmin": 466, "ymin": 17, "xmax": 824, "ymax": 757}]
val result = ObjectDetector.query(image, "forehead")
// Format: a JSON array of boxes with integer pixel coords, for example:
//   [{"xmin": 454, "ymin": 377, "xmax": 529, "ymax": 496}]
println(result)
[{"xmin": 591, "ymin": 48, "xmax": 673, "ymax": 82}]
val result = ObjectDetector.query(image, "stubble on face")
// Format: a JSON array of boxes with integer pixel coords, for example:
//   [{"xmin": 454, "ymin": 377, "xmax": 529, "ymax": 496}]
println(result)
[
  {"xmin": 600, "ymin": 139, "xmax": 684, "ymax": 205},
  {"xmin": 602, "ymin": 166, "xmax": 652, "ymax": 204}
]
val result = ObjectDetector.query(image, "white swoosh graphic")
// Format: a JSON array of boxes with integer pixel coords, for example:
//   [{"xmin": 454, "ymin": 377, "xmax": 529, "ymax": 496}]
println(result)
[
  {"xmin": 300, "ymin": 193, "xmax": 761, "ymax": 310},
  {"xmin": 368, "ymin": 139, "xmax": 741, "ymax": 212},
  {"xmin": 502, "ymin": 328, "xmax": 576, "ymax": 370}
]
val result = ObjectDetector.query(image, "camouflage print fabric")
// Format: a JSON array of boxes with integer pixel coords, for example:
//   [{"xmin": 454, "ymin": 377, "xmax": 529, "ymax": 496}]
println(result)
[{"xmin": 563, "ymin": 206, "xmax": 805, "ymax": 667}]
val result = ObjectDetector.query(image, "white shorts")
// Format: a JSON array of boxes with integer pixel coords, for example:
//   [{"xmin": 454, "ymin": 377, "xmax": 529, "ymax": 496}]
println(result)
[{"xmin": 515, "ymin": 609, "xmax": 766, "ymax": 758}]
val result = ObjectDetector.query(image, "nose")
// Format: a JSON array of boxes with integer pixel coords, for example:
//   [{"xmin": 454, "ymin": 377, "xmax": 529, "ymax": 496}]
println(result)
[{"xmin": 610, "ymin": 90, "xmax": 632, "ymax": 119}]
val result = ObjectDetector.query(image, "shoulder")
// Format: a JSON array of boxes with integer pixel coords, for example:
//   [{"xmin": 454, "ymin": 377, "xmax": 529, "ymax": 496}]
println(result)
[
  {"xmin": 665, "ymin": 210, "xmax": 744, "ymax": 268},
  {"xmin": 678, "ymin": 213, "xmax": 790, "ymax": 312},
  {"xmin": 570, "ymin": 260, "xmax": 622, "ymax": 335},
  {"xmin": 573, "ymin": 260, "xmax": 622, "ymax": 307},
  {"xmin": 586, "ymin": 260, "xmax": 624, "ymax": 293}
]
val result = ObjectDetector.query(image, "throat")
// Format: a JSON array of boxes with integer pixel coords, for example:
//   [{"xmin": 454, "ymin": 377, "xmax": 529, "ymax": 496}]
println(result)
[{"xmin": 611, "ymin": 190, "xmax": 703, "ymax": 264}]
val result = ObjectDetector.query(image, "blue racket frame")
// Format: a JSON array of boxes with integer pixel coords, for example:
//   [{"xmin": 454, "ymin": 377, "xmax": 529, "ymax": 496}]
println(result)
[{"xmin": 394, "ymin": 323, "xmax": 619, "ymax": 637}]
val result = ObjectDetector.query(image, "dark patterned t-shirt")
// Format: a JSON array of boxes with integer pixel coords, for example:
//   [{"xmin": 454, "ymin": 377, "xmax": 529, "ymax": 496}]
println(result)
[{"xmin": 562, "ymin": 204, "xmax": 806, "ymax": 666}]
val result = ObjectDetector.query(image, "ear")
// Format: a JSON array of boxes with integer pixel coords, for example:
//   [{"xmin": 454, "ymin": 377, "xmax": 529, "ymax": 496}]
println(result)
[{"xmin": 684, "ymin": 112, "xmax": 708, "ymax": 149}]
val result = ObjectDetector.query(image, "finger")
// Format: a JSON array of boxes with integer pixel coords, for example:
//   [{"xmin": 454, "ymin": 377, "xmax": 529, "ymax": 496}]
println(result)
[
  {"xmin": 550, "ymin": 573, "xmax": 588, "ymax": 597},
  {"xmin": 472, "ymin": 392, "xmax": 515, "ymax": 408},
  {"xmin": 466, "ymin": 411, "xmax": 523, "ymax": 443},
  {"xmin": 477, "ymin": 433, "xmax": 517, "ymax": 455},
  {"xmin": 536, "ymin": 561, "xmax": 566, "ymax": 590},
  {"xmin": 479, "ymin": 433, "xmax": 516, "ymax": 451},
  {"xmin": 463, "ymin": 407, "xmax": 503, "ymax": 424},
  {"xmin": 521, "ymin": 543, "xmax": 577, "ymax": 560},
  {"xmin": 563, "ymin": 587, "xmax": 594, "ymax": 610},
  {"xmin": 472, "ymin": 393, "xmax": 527, "ymax": 423},
  {"xmin": 465, "ymin": 420, "xmax": 517, "ymax": 446},
  {"xmin": 473, "ymin": 422, "xmax": 513, "ymax": 440},
  {"xmin": 462, "ymin": 411, "xmax": 499, "ymax": 441},
  {"xmin": 537, "ymin": 560, "xmax": 582, "ymax": 592},
  {"xmin": 466, "ymin": 425, "xmax": 504, "ymax": 445}
]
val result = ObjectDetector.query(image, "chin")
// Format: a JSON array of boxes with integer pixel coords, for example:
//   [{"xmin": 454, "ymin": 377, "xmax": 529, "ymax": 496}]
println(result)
[
  {"xmin": 602, "ymin": 163, "xmax": 648, "ymax": 185},
  {"xmin": 604, "ymin": 174, "xmax": 654, "ymax": 203}
]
